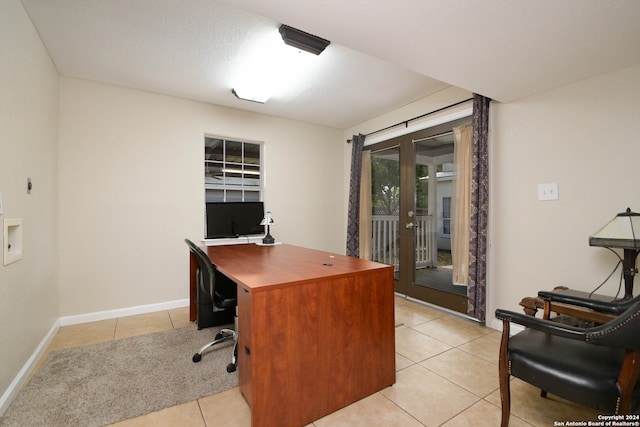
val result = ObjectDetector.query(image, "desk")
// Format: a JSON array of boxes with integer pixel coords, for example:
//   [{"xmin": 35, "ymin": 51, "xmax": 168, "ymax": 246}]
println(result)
[{"xmin": 192, "ymin": 243, "xmax": 396, "ymax": 427}]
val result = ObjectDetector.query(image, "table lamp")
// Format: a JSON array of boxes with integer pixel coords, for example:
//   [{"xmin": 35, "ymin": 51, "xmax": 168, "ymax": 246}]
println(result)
[
  {"xmin": 589, "ymin": 207, "xmax": 640, "ymax": 299},
  {"xmin": 260, "ymin": 211, "xmax": 275, "ymax": 245}
]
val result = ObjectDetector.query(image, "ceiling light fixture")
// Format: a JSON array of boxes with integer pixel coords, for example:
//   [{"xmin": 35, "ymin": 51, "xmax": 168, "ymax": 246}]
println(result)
[
  {"xmin": 232, "ymin": 88, "xmax": 270, "ymax": 104},
  {"xmin": 278, "ymin": 24, "xmax": 330, "ymax": 55}
]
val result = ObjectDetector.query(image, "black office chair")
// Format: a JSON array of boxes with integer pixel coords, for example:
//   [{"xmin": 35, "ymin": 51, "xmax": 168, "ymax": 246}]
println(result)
[
  {"xmin": 185, "ymin": 239, "xmax": 238, "ymax": 373},
  {"xmin": 495, "ymin": 302, "xmax": 640, "ymax": 426}
]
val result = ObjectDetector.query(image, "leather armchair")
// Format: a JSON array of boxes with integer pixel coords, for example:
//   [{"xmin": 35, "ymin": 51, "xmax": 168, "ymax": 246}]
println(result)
[
  {"xmin": 538, "ymin": 289, "xmax": 640, "ymax": 317},
  {"xmin": 495, "ymin": 302, "xmax": 640, "ymax": 426}
]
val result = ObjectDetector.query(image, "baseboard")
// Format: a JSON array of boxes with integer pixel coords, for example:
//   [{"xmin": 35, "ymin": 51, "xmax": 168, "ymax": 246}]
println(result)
[
  {"xmin": 0, "ymin": 298, "xmax": 190, "ymax": 417},
  {"xmin": 0, "ymin": 320, "xmax": 60, "ymax": 417},
  {"xmin": 59, "ymin": 298, "xmax": 190, "ymax": 326}
]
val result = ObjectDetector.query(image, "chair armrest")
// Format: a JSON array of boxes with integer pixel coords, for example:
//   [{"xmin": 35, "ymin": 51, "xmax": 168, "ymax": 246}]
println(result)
[
  {"xmin": 537, "ymin": 290, "xmax": 630, "ymax": 315},
  {"xmin": 495, "ymin": 309, "xmax": 587, "ymax": 341},
  {"xmin": 497, "ymin": 302, "xmax": 640, "ymax": 350}
]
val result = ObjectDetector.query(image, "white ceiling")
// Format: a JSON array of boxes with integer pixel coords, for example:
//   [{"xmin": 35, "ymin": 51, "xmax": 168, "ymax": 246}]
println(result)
[{"xmin": 21, "ymin": 0, "xmax": 640, "ymax": 129}]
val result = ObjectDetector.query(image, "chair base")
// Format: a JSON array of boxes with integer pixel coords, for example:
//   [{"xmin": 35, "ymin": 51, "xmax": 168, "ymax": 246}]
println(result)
[{"xmin": 192, "ymin": 328, "xmax": 238, "ymax": 373}]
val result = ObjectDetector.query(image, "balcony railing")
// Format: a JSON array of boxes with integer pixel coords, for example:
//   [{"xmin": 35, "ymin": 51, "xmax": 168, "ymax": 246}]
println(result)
[{"xmin": 371, "ymin": 215, "xmax": 436, "ymax": 269}]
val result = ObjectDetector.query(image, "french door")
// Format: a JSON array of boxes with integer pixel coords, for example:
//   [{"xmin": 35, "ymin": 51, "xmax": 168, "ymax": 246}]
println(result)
[{"xmin": 369, "ymin": 118, "xmax": 469, "ymax": 314}]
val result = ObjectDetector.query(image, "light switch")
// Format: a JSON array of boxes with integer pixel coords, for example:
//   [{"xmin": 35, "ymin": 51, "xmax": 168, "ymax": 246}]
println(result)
[{"xmin": 538, "ymin": 183, "xmax": 559, "ymax": 201}]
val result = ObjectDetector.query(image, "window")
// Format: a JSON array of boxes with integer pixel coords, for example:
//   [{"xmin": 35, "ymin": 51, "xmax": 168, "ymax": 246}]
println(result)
[
  {"xmin": 205, "ymin": 137, "xmax": 263, "ymax": 202},
  {"xmin": 442, "ymin": 196, "xmax": 451, "ymax": 235}
]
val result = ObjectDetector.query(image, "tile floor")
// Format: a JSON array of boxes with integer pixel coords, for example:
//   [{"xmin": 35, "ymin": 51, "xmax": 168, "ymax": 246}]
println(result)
[{"xmin": 39, "ymin": 297, "xmax": 600, "ymax": 427}]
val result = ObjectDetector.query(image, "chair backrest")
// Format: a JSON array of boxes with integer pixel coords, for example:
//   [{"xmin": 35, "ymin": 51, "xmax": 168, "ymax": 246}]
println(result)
[
  {"xmin": 185, "ymin": 239, "xmax": 236, "ymax": 308},
  {"xmin": 185, "ymin": 239, "xmax": 215, "ymax": 298}
]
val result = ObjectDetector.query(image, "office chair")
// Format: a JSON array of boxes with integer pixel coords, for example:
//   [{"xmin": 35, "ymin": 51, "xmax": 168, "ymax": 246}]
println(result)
[
  {"xmin": 495, "ymin": 302, "xmax": 640, "ymax": 426},
  {"xmin": 185, "ymin": 239, "xmax": 238, "ymax": 373}
]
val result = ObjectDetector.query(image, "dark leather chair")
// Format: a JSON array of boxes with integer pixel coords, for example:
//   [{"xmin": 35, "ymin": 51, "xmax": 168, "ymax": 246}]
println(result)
[
  {"xmin": 495, "ymin": 302, "xmax": 640, "ymax": 426},
  {"xmin": 185, "ymin": 239, "xmax": 238, "ymax": 373},
  {"xmin": 538, "ymin": 289, "xmax": 640, "ymax": 317}
]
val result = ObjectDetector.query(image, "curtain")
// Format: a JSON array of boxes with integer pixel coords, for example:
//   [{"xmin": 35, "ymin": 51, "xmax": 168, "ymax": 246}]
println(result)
[
  {"xmin": 346, "ymin": 134, "xmax": 365, "ymax": 257},
  {"xmin": 359, "ymin": 150, "xmax": 372, "ymax": 260},
  {"xmin": 468, "ymin": 94, "xmax": 491, "ymax": 321},
  {"xmin": 452, "ymin": 123, "xmax": 473, "ymax": 286}
]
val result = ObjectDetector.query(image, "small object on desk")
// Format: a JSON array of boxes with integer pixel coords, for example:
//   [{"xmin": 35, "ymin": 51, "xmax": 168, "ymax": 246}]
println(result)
[
  {"xmin": 260, "ymin": 211, "xmax": 276, "ymax": 244},
  {"xmin": 255, "ymin": 241, "xmax": 281, "ymax": 246}
]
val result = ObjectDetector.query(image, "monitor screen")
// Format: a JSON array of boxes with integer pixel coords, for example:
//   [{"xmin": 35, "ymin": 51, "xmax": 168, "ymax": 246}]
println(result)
[{"xmin": 206, "ymin": 202, "xmax": 265, "ymax": 238}]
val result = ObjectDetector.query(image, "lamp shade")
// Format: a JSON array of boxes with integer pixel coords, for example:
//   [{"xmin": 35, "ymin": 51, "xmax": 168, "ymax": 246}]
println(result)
[
  {"xmin": 589, "ymin": 208, "xmax": 640, "ymax": 249},
  {"xmin": 260, "ymin": 211, "xmax": 275, "ymax": 226}
]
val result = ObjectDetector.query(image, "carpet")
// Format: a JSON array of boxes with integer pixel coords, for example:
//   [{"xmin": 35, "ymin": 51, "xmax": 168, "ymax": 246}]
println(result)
[{"xmin": 0, "ymin": 325, "xmax": 238, "ymax": 427}]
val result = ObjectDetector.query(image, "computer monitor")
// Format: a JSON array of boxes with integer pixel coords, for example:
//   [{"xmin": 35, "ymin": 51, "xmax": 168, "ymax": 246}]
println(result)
[{"xmin": 206, "ymin": 202, "xmax": 264, "ymax": 238}]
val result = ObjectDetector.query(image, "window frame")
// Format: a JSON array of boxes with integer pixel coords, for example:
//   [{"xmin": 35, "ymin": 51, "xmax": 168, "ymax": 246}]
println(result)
[{"xmin": 204, "ymin": 136, "xmax": 264, "ymax": 203}]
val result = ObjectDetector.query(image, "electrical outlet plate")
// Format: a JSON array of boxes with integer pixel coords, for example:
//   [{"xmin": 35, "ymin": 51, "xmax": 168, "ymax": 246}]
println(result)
[
  {"xmin": 4, "ymin": 218, "xmax": 22, "ymax": 265},
  {"xmin": 538, "ymin": 183, "xmax": 559, "ymax": 201}
]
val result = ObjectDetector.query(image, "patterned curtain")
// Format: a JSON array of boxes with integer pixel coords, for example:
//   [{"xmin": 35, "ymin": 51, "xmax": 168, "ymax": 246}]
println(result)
[
  {"xmin": 468, "ymin": 94, "xmax": 491, "ymax": 321},
  {"xmin": 346, "ymin": 134, "xmax": 365, "ymax": 257}
]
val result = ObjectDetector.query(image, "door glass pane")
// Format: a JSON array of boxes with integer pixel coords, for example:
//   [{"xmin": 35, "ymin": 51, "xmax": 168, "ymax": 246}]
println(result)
[
  {"xmin": 370, "ymin": 147, "xmax": 400, "ymax": 274},
  {"xmin": 413, "ymin": 136, "xmax": 464, "ymax": 297}
]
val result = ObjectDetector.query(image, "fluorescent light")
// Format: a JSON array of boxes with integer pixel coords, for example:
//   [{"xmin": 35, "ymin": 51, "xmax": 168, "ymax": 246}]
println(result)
[
  {"xmin": 279, "ymin": 25, "xmax": 330, "ymax": 55},
  {"xmin": 231, "ymin": 25, "xmax": 322, "ymax": 104},
  {"xmin": 232, "ymin": 88, "xmax": 270, "ymax": 104}
]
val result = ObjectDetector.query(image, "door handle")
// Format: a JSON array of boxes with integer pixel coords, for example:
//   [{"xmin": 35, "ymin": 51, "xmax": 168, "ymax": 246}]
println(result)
[{"xmin": 405, "ymin": 222, "xmax": 414, "ymax": 229}]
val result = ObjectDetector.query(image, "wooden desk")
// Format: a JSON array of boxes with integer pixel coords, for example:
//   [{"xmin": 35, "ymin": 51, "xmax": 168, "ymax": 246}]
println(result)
[{"xmin": 198, "ymin": 244, "xmax": 396, "ymax": 427}]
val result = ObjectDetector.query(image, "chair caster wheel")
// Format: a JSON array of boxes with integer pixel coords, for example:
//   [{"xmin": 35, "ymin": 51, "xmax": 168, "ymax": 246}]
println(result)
[
  {"xmin": 226, "ymin": 363, "xmax": 236, "ymax": 373},
  {"xmin": 192, "ymin": 353, "xmax": 202, "ymax": 363}
]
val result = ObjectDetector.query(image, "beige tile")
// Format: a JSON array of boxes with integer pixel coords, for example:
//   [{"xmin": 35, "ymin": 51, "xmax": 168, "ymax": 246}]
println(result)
[
  {"xmin": 395, "ymin": 352, "xmax": 414, "ymax": 371},
  {"xmin": 420, "ymin": 348, "xmax": 499, "ymax": 397},
  {"xmin": 411, "ymin": 317, "xmax": 490, "ymax": 347},
  {"xmin": 441, "ymin": 400, "xmax": 533, "ymax": 427},
  {"xmin": 395, "ymin": 326, "xmax": 452, "ymax": 363},
  {"xmin": 381, "ymin": 364, "xmax": 479, "ymax": 427},
  {"xmin": 395, "ymin": 302, "xmax": 441, "ymax": 327},
  {"xmin": 485, "ymin": 378, "xmax": 601, "ymax": 426},
  {"xmin": 314, "ymin": 392, "xmax": 424, "ymax": 427},
  {"xmin": 33, "ymin": 318, "xmax": 118, "ymax": 375},
  {"xmin": 114, "ymin": 311, "xmax": 173, "ymax": 339},
  {"xmin": 168, "ymin": 306, "xmax": 192, "ymax": 329},
  {"xmin": 458, "ymin": 330, "xmax": 501, "ymax": 364},
  {"xmin": 199, "ymin": 387, "xmax": 251, "ymax": 427},
  {"xmin": 106, "ymin": 401, "xmax": 205, "ymax": 427},
  {"xmin": 48, "ymin": 318, "xmax": 117, "ymax": 351}
]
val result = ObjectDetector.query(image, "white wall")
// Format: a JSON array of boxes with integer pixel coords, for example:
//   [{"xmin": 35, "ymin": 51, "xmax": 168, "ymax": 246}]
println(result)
[
  {"xmin": 58, "ymin": 78, "xmax": 345, "ymax": 317},
  {"xmin": 488, "ymin": 64, "xmax": 640, "ymax": 327},
  {"xmin": 0, "ymin": 0, "xmax": 59, "ymax": 407}
]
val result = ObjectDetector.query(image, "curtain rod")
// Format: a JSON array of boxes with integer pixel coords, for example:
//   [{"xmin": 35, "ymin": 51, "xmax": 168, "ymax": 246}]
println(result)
[{"xmin": 347, "ymin": 97, "xmax": 473, "ymax": 143}]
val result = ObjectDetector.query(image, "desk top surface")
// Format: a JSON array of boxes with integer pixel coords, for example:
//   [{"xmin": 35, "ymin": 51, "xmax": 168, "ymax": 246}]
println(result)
[{"xmin": 207, "ymin": 243, "xmax": 392, "ymax": 291}]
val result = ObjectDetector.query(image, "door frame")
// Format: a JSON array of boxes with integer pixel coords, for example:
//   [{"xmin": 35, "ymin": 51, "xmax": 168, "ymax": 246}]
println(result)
[{"xmin": 367, "ymin": 117, "xmax": 471, "ymax": 313}]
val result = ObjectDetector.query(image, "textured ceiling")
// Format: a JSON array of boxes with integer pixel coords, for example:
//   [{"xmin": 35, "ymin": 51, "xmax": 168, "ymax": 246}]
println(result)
[{"xmin": 21, "ymin": 0, "xmax": 640, "ymax": 129}]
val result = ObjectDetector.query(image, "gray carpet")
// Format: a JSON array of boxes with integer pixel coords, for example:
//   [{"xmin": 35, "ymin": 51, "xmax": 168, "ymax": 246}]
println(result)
[{"xmin": 0, "ymin": 325, "xmax": 238, "ymax": 427}]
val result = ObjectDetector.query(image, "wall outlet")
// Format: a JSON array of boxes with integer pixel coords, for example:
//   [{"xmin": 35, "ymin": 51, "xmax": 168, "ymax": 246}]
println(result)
[{"xmin": 538, "ymin": 183, "xmax": 559, "ymax": 201}]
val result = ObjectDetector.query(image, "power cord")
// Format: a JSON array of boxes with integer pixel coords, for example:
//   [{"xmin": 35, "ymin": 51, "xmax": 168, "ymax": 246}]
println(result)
[{"xmin": 589, "ymin": 246, "xmax": 623, "ymax": 299}]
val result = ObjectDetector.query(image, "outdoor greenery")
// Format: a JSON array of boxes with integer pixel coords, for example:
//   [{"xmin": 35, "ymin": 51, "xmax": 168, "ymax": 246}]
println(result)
[{"xmin": 370, "ymin": 157, "xmax": 431, "ymax": 215}]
